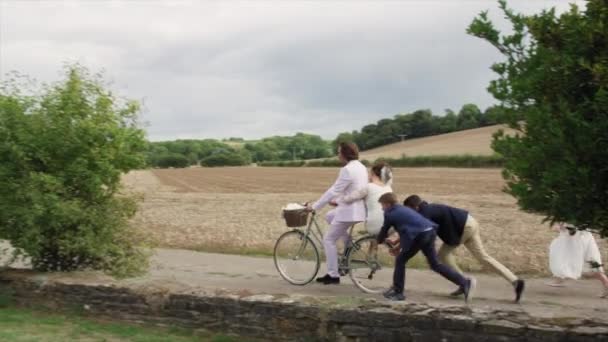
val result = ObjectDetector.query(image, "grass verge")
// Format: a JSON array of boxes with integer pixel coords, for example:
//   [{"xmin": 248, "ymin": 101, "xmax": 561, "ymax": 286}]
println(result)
[{"xmin": 0, "ymin": 305, "xmax": 255, "ymax": 342}]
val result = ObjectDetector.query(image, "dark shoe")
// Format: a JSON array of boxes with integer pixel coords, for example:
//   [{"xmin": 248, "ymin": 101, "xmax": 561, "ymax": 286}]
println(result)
[
  {"xmin": 514, "ymin": 279, "xmax": 525, "ymax": 303},
  {"xmin": 383, "ymin": 286, "xmax": 397, "ymax": 297},
  {"xmin": 316, "ymin": 274, "xmax": 340, "ymax": 285},
  {"xmin": 316, "ymin": 274, "xmax": 332, "ymax": 283},
  {"xmin": 463, "ymin": 278, "xmax": 477, "ymax": 303},
  {"xmin": 449, "ymin": 287, "xmax": 465, "ymax": 297},
  {"xmin": 383, "ymin": 287, "xmax": 405, "ymax": 299},
  {"xmin": 384, "ymin": 291, "xmax": 406, "ymax": 302}
]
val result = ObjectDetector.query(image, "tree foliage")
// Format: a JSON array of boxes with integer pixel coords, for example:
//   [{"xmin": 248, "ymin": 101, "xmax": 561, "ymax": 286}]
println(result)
[
  {"xmin": 146, "ymin": 133, "xmax": 332, "ymax": 167},
  {"xmin": 334, "ymin": 104, "xmax": 508, "ymax": 151},
  {"xmin": 0, "ymin": 65, "xmax": 149, "ymax": 275},
  {"xmin": 200, "ymin": 148, "xmax": 252, "ymax": 167},
  {"xmin": 244, "ymin": 133, "xmax": 332, "ymax": 162},
  {"xmin": 145, "ymin": 139, "xmax": 249, "ymax": 168},
  {"xmin": 468, "ymin": 0, "xmax": 608, "ymax": 235}
]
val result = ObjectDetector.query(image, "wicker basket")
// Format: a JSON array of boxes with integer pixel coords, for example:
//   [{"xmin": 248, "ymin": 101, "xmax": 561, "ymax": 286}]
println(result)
[{"xmin": 283, "ymin": 209, "xmax": 309, "ymax": 227}]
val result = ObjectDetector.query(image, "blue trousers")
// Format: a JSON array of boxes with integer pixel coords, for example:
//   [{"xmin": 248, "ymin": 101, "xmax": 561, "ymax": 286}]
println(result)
[{"xmin": 393, "ymin": 229, "xmax": 466, "ymax": 294}]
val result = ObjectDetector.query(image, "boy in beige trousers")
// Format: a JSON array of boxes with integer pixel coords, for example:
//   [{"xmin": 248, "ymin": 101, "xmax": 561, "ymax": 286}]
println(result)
[{"xmin": 403, "ymin": 195, "xmax": 525, "ymax": 303}]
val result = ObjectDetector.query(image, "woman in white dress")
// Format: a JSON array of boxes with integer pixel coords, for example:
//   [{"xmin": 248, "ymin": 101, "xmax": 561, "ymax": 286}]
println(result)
[
  {"xmin": 337, "ymin": 161, "xmax": 393, "ymax": 235},
  {"xmin": 548, "ymin": 222, "xmax": 608, "ymax": 298}
]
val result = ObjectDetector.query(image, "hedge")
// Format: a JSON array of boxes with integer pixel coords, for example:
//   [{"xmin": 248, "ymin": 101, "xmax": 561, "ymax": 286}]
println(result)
[{"xmin": 258, "ymin": 155, "xmax": 503, "ymax": 168}]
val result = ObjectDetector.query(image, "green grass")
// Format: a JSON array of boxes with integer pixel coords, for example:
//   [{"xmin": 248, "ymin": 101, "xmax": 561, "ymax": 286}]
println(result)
[{"xmin": 0, "ymin": 306, "xmax": 254, "ymax": 342}]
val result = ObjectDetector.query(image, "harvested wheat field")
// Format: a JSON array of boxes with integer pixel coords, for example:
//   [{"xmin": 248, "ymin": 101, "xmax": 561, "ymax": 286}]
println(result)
[
  {"xmin": 360, "ymin": 125, "xmax": 516, "ymax": 160},
  {"xmin": 124, "ymin": 167, "xmax": 607, "ymax": 276}
]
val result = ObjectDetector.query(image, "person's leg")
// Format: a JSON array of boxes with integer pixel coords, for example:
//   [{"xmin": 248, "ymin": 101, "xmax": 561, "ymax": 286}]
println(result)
[
  {"xmin": 438, "ymin": 243, "xmax": 463, "ymax": 274},
  {"xmin": 591, "ymin": 268, "xmax": 608, "ymax": 297},
  {"xmin": 420, "ymin": 230, "xmax": 475, "ymax": 302},
  {"xmin": 594, "ymin": 271, "xmax": 608, "ymax": 287},
  {"xmin": 420, "ymin": 231, "xmax": 467, "ymax": 287},
  {"xmin": 391, "ymin": 234, "xmax": 420, "ymax": 295},
  {"xmin": 339, "ymin": 223, "xmax": 353, "ymax": 249},
  {"xmin": 463, "ymin": 215, "xmax": 525, "ymax": 302},
  {"xmin": 463, "ymin": 216, "xmax": 518, "ymax": 283},
  {"xmin": 438, "ymin": 242, "xmax": 467, "ymax": 296},
  {"xmin": 322, "ymin": 221, "xmax": 352, "ymax": 279}
]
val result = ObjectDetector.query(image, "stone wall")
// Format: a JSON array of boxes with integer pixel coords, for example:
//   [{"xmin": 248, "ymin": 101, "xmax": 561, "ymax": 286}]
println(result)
[{"xmin": 0, "ymin": 270, "xmax": 607, "ymax": 341}]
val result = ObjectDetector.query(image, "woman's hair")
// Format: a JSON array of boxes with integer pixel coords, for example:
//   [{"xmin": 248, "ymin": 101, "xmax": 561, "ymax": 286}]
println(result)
[
  {"xmin": 339, "ymin": 142, "xmax": 359, "ymax": 161},
  {"xmin": 378, "ymin": 192, "xmax": 398, "ymax": 206},
  {"xmin": 371, "ymin": 161, "xmax": 393, "ymax": 185}
]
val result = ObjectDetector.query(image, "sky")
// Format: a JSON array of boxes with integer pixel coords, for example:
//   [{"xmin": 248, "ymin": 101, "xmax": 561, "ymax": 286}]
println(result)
[{"xmin": 0, "ymin": 0, "xmax": 582, "ymax": 141}]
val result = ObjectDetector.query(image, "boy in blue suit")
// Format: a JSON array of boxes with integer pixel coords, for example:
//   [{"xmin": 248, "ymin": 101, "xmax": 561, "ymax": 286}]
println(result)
[{"xmin": 376, "ymin": 193, "xmax": 475, "ymax": 302}]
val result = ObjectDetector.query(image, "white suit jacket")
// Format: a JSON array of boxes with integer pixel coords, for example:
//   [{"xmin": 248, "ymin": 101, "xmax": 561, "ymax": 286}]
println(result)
[{"xmin": 313, "ymin": 160, "xmax": 368, "ymax": 223}]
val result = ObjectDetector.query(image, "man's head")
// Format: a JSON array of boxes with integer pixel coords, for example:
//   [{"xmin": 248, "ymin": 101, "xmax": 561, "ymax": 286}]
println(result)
[
  {"xmin": 338, "ymin": 142, "xmax": 359, "ymax": 165},
  {"xmin": 378, "ymin": 192, "xmax": 398, "ymax": 211},
  {"xmin": 403, "ymin": 194, "xmax": 422, "ymax": 211}
]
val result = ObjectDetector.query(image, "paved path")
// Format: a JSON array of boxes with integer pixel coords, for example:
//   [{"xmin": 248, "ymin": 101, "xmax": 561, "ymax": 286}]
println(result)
[
  {"xmin": 3, "ymin": 245, "xmax": 607, "ymax": 321},
  {"xmin": 140, "ymin": 249, "xmax": 606, "ymax": 319}
]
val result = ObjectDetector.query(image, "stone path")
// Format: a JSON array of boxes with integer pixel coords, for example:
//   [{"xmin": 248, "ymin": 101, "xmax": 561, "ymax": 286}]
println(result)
[{"xmin": 6, "ymin": 247, "xmax": 603, "ymax": 322}]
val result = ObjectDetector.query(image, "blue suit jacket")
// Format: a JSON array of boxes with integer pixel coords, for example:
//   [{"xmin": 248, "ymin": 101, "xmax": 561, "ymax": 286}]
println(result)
[{"xmin": 377, "ymin": 205, "xmax": 438, "ymax": 243}]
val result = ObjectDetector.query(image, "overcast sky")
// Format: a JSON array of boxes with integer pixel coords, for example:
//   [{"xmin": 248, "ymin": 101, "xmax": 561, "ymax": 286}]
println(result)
[{"xmin": 0, "ymin": 0, "xmax": 581, "ymax": 141}]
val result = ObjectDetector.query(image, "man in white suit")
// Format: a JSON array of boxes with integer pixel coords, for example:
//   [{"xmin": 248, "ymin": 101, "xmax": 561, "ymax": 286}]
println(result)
[{"xmin": 307, "ymin": 142, "xmax": 368, "ymax": 285}]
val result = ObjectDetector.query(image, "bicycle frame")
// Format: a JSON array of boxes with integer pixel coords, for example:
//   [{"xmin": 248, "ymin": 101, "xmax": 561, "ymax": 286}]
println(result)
[
  {"xmin": 293, "ymin": 212, "xmax": 359, "ymax": 259},
  {"xmin": 300, "ymin": 213, "xmax": 325, "ymax": 248}
]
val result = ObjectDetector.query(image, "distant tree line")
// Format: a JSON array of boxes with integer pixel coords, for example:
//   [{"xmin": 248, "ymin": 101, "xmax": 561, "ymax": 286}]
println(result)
[
  {"xmin": 334, "ymin": 104, "xmax": 511, "ymax": 151},
  {"xmin": 146, "ymin": 133, "xmax": 333, "ymax": 168},
  {"xmin": 147, "ymin": 104, "xmax": 511, "ymax": 168}
]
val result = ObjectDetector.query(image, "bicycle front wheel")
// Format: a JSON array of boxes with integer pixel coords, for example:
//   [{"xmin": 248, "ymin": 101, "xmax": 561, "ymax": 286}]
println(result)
[
  {"xmin": 273, "ymin": 230, "xmax": 320, "ymax": 285},
  {"xmin": 347, "ymin": 235, "xmax": 395, "ymax": 294}
]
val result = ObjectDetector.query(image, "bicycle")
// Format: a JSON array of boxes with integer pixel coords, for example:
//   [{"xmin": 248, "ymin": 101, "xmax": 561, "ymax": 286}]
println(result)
[{"xmin": 273, "ymin": 210, "xmax": 395, "ymax": 294}]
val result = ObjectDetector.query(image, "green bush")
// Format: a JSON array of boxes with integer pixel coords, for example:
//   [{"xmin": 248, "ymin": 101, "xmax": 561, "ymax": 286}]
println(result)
[
  {"xmin": 257, "ymin": 160, "xmax": 306, "ymax": 167},
  {"xmin": 0, "ymin": 65, "xmax": 148, "ymax": 277},
  {"xmin": 200, "ymin": 149, "xmax": 251, "ymax": 167},
  {"xmin": 153, "ymin": 153, "xmax": 190, "ymax": 168},
  {"xmin": 381, "ymin": 154, "xmax": 504, "ymax": 168},
  {"xmin": 306, "ymin": 159, "xmax": 342, "ymax": 167},
  {"xmin": 258, "ymin": 156, "xmax": 497, "ymax": 168}
]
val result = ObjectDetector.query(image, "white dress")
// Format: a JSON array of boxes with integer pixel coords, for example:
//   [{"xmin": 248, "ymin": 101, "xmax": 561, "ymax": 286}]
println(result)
[
  {"xmin": 338, "ymin": 182, "xmax": 392, "ymax": 235},
  {"xmin": 550, "ymin": 226, "xmax": 604, "ymax": 279}
]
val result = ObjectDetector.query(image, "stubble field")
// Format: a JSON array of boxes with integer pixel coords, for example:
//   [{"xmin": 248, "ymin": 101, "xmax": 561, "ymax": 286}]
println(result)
[{"xmin": 124, "ymin": 167, "xmax": 607, "ymax": 276}]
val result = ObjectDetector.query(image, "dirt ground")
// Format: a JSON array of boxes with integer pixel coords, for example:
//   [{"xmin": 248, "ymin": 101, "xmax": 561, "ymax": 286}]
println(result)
[{"xmin": 123, "ymin": 167, "xmax": 608, "ymax": 276}]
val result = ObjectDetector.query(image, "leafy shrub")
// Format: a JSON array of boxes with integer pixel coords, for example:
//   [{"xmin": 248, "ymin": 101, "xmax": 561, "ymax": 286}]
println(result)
[
  {"xmin": 200, "ymin": 149, "xmax": 251, "ymax": 167},
  {"xmin": 258, "ymin": 156, "xmax": 498, "ymax": 168},
  {"xmin": 0, "ymin": 65, "xmax": 148, "ymax": 277},
  {"xmin": 258, "ymin": 160, "xmax": 306, "ymax": 167},
  {"xmin": 153, "ymin": 153, "xmax": 190, "ymax": 168},
  {"xmin": 381, "ymin": 155, "xmax": 504, "ymax": 168}
]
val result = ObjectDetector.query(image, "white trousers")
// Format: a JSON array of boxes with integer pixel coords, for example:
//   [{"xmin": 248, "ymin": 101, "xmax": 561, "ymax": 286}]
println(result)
[{"xmin": 324, "ymin": 210, "xmax": 357, "ymax": 278}]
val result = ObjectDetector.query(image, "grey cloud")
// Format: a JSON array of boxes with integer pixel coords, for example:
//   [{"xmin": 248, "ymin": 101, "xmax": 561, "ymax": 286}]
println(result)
[{"xmin": 1, "ymin": 0, "xmax": 583, "ymax": 140}]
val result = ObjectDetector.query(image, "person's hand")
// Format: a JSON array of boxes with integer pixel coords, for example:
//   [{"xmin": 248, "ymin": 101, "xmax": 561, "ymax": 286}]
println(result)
[
  {"xmin": 389, "ymin": 246, "xmax": 400, "ymax": 256},
  {"xmin": 329, "ymin": 200, "xmax": 338, "ymax": 207},
  {"xmin": 304, "ymin": 202, "xmax": 314, "ymax": 212}
]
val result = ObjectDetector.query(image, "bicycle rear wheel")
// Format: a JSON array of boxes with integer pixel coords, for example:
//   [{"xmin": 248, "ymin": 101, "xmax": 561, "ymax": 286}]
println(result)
[
  {"xmin": 273, "ymin": 230, "xmax": 320, "ymax": 285},
  {"xmin": 347, "ymin": 235, "xmax": 394, "ymax": 294}
]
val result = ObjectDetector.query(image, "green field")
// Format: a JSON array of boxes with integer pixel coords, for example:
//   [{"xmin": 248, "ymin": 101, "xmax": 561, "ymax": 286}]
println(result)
[{"xmin": 0, "ymin": 306, "xmax": 252, "ymax": 342}]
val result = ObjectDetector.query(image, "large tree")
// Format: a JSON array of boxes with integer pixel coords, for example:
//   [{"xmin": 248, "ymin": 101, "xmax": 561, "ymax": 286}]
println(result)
[
  {"xmin": 468, "ymin": 0, "xmax": 608, "ymax": 236},
  {"xmin": 0, "ymin": 65, "xmax": 149, "ymax": 275}
]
